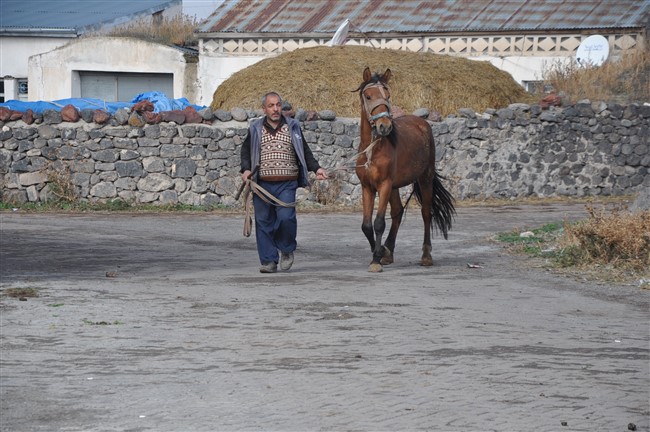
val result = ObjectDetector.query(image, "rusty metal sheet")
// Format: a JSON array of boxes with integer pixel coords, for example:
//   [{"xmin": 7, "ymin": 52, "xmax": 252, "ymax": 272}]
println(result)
[{"xmin": 198, "ymin": 0, "xmax": 650, "ymax": 34}]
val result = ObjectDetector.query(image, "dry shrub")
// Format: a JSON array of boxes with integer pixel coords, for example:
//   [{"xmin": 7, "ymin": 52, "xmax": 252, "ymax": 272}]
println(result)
[
  {"xmin": 543, "ymin": 49, "xmax": 650, "ymax": 104},
  {"xmin": 559, "ymin": 205, "xmax": 650, "ymax": 272},
  {"xmin": 92, "ymin": 15, "xmax": 199, "ymax": 47},
  {"xmin": 211, "ymin": 45, "xmax": 533, "ymax": 117},
  {"xmin": 312, "ymin": 175, "xmax": 342, "ymax": 206},
  {"xmin": 46, "ymin": 162, "xmax": 77, "ymax": 203},
  {"xmin": 3, "ymin": 287, "xmax": 39, "ymax": 298}
]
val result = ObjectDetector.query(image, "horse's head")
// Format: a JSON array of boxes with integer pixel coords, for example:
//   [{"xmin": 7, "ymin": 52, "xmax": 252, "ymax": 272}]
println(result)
[{"xmin": 358, "ymin": 67, "xmax": 393, "ymax": 137}]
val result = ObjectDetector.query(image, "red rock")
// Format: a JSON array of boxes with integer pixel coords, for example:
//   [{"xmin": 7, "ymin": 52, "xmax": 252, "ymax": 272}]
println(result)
[
  {"xmin": 160, "ymin": 110, "xmax": 185, "ymax": 124},
  {"xmin": 61, "ymin": 104, "xmax": 80, "ymax": 122},
  {"xmin": 132, "ymin": 100, "xmax": 154, "ymax": 112},
  {"xmin": 93, "ymin": 110, "xmax": 111, "ymax": 124},
  {"xmin": 540, "ymin": 93, "xmax": 562, "ymax": 109},
  {"xmin": 391, "ymin": 105, "xmax": 405, "ymax": 118},
  {"xmin": 0, "ymin": 107, "xmax": 11, "ymax": 121},
  {"xmin": 183, "ymin": 106, "xmax": 202, "ymax": 124},
  {"xmin": 143, "ymin": 111, "xmax": 162, "ymax": 124},
  {"xmin": 22, "ymin": 109, "xmax": 34, "ymax": 124}
]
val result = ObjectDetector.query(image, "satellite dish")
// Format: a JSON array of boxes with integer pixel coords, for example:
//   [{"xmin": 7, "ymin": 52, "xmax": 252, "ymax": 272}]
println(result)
[{"xmin": 576, "ymin": 35, "xmax": 609, "ymax": 67}]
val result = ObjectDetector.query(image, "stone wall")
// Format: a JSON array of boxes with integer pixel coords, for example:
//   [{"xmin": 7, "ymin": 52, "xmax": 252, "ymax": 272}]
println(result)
[{"xmin": 1, "ymin": 101, "xmax": 648, "ymax": 206}]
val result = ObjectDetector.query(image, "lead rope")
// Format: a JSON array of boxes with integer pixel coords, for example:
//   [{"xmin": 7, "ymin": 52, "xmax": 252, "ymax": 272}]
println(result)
[
  {"xmin": 241, "ymin": 179, "xmax": 298, "ymax": 237},
  {"xmin": 329, "ymin": 134, "xmax": 381, "ymax": 172}
]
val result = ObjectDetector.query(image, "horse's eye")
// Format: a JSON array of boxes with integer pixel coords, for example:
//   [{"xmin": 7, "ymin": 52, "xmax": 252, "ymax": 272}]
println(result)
[{"xmin": 366, "ymin": 95, "xmax": 371, "ymax": 100}]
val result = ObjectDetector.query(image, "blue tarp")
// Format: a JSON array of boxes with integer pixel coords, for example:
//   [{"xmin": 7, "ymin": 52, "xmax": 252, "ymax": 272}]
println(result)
[
  {"xmin": 0, "ymin": 92, "xmax": 205, "ymax": 114},
  {"xmin": 130, "ymin": 92, "xmax": 199, "ymax": 112}
]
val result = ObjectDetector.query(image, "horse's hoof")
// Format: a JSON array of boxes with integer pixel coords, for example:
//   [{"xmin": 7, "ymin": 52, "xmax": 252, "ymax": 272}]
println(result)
[
  {"xmin": 368, "ymin": 263, "xmax": 383, "ymax": 273},
  {"xmin": 380, "ymin": 246, "xmax": 393, "ymax": 265},
  {"xmin": 420, "ymin": 257, "xmax": 434, "ymax": 266}
]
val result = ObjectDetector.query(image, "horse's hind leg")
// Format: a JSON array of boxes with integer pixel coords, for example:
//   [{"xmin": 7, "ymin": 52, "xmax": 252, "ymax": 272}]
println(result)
[
  {"xmin": 380, "ymin": 189, "xmax": 403, "ymax": 265},
  {"xmin": 417, "ymin": 178, "xmax": 434, "ymax": 266}
]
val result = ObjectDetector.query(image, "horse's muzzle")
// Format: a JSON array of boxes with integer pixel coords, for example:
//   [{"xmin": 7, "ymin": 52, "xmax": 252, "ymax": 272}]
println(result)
[{"xmin": 375, "ymin": 121, "xmax": 392, "ymax": 137}]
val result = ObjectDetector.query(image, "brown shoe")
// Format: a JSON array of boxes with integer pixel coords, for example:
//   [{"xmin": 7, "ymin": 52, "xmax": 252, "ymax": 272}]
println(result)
[{"xmin": 259, "ymin": 262, "xmax": 277, "ymax": 273}]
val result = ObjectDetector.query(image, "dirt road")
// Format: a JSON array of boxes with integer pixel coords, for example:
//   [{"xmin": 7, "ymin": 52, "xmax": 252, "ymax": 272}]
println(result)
[{"xmin": 1, "ymin": 203, "xmax": 648, "ymax": 431}]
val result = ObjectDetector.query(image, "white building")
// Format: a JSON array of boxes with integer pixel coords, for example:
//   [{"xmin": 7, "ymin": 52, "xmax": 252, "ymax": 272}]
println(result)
[
  {"xmin": 3, "ymin": 0, "xmax": 647, "ymax": 107},
  {"xmin": 195, "ymin": 0, "xmax": 649, "ymax": 106},
  {"xmin": 0, "ymin": 0, "xmax": 182, "ymax": 103},
  {"xmin": 28, "ymin": 37, "xmax": 198, "ymax": 103}
]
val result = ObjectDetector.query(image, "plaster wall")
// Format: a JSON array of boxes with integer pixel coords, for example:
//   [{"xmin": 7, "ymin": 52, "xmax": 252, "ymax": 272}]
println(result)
[
  {"xmin": 0, "ymin": 36, "xmax": 72, "ymax": 78},
  {"xmin": 27, "ymin": 37, "xmax": 198, "ymax": 103},
  {"xmin": 198, "ymin": 54, "xmax": 265, "ymax": 106}
]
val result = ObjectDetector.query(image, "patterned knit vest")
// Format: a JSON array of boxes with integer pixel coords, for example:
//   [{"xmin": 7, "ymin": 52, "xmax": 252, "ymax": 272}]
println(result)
[{"xmin": 258, "ymin": 124, "xmax": 299, "ymax": 181}]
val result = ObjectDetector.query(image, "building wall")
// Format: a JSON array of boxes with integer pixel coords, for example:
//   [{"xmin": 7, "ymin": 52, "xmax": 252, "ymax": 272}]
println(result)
[
  {"xmin": 27, "ymin": 37, "xmax": 198, "ymax": 103},
  {"xmin": 197, "ymin": 51, "xmax": 263, "ymax": 106},
  {"xmin": 0, "ymin": 1, "xmax": 182, "ymax": 102},
  {"xmin": 0, "ymin": 36, "xmax": 75, "ymax": 101}
]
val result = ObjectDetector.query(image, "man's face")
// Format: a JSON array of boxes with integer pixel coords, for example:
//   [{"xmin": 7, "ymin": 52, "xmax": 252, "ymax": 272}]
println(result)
[{"xmin": 262, "ymin": 95, "xmax": 282, "ymax": 124}]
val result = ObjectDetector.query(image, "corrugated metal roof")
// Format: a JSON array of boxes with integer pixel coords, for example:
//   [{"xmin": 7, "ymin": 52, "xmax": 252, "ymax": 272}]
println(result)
[
  {"xmin": 198, "ymin": 0, "xmax": 650, "ymax": 34},
  {"xmin": 0, "ymin": 0, "xmax": 181, "ymax": 34}
]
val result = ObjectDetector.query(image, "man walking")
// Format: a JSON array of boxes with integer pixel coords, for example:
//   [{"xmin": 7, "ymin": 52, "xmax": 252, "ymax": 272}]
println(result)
[{"xmin": 240, "ymin": 92, "xmax": 328, "ymax": 273}]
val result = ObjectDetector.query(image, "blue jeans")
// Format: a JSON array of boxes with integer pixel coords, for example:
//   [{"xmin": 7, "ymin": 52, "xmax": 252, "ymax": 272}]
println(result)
[{"xmin": 253, "ymin": 180, "xmax": 298, "ymax": 265}]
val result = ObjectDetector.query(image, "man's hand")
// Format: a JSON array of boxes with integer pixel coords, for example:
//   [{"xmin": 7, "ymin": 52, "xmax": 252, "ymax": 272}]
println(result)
[
  {"xmin": 241, "ymin": 170, "xmax": 252, "ymax": 182},
  {"xmin": 316, "ymin": 168, "xmax": 329, "ymax": 180}
]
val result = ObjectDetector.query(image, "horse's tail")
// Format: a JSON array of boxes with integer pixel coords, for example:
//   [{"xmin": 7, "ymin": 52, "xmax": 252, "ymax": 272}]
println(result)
[{"xmin": 413, "ymin": 172, "xmax": 456, "ymax": 239}]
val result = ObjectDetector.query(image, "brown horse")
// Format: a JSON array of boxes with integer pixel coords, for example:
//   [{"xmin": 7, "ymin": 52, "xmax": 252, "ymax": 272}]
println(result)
[{"xmin": 355, "ymin": 67, "xmax": 455, "ymax": 272}]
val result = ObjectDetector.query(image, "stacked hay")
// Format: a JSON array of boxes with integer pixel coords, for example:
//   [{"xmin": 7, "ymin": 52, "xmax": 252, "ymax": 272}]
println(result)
[{"xmin": 210, "ymin": 45, "xmax": 534, "ymax": 117}]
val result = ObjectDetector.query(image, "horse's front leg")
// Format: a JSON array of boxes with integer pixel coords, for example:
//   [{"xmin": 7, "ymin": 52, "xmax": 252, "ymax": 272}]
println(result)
[
  {"xmin": 380, "ymin": 188, "xmax": 404, "ymax": 265},
  {"xmin": 369, "ymin": 183, "xmax": 392, "ymax": 272},
  {"xmin": 361, "ymin": 185, "xmax": 376, "ymax": 252}
]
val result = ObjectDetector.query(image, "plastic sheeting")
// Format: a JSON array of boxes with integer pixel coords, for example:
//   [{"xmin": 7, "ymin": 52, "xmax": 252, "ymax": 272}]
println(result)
[{"xmin": 0, "ymin": 92, "xmax": 205, "ymax": 114}]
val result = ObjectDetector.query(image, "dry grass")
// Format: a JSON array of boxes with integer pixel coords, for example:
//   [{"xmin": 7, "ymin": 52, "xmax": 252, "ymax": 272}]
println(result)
[
  {"xmin": 311, "ymin": 176, "xmax": 343, "ymax": 206},
  {"xmin": 46, "ymin": 162, "xmax": 77, "ymax": 203},
  {"xmin": 495, "ymin": 202, "xmax": 649, "ymax": 285},
  {"xmin": 211, "ymin": 45, "xmax": 534, "ymax": 117},
  {"xmin": 558, "ymin": 205, "xmax": 650, "ymax": 274},
  {"xmin": 3, "ymin": 287, "xmax": 39, "ymax": 298},
  {"xmin": 543, "ymin": 49, "xmax": 650, "ymax": 104},
  {"xmin": 92, "ymin": 15, "xmax": 199, "ymax": 47}
]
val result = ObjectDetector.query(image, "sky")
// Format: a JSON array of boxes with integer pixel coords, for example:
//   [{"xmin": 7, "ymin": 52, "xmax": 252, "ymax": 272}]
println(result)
[{"xmin": 183, "ymin": 0, "xmax": 225, "ymax": 20}]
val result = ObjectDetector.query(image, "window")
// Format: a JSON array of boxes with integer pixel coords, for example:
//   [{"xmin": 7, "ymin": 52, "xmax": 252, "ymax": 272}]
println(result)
[
  {"xmin": 18, "ymin": 79, "xmax": 28, "ymax": 100},
  {"xmin": 523, "ymin": 80, "xmax": 553, "ymax": 95}
]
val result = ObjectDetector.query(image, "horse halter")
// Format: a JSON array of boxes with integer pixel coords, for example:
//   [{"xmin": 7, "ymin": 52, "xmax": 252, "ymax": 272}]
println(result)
[{"xmin": 362, "ymin": 82, "xmax": 392, "ymax": 126}]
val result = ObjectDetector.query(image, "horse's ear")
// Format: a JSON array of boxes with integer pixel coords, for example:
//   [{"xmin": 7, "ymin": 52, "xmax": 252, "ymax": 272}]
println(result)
[
  {"xmin": 382, "ymin": 68, "xmax": 392, "ymax": 83},
  {"xmin": 363, "ymin": 67, "xmax": 372, "ymax": 82}
]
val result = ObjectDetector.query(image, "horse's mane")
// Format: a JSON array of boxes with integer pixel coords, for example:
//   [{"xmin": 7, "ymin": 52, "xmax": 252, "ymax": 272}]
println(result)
[{"xmin": 352, "ymin": 73, "xmax": 385, "ymax": 93}]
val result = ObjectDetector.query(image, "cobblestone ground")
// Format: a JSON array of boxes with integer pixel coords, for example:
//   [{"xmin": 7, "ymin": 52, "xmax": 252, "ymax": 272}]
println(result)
[{"xmin": 1, "ymin": 204, "xmax": 648, "ymax": 432}]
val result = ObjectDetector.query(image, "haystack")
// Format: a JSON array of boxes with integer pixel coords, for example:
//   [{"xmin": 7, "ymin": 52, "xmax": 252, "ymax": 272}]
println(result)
[{"xmin": 210, "ymin": 45, "xmax": 533, "ymax": 117}]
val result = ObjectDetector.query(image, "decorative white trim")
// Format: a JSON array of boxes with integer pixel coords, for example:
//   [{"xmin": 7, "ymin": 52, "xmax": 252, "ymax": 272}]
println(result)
[{"xmin": 199, "ymin": 33, "xmax": 644, "ymax": 57}]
